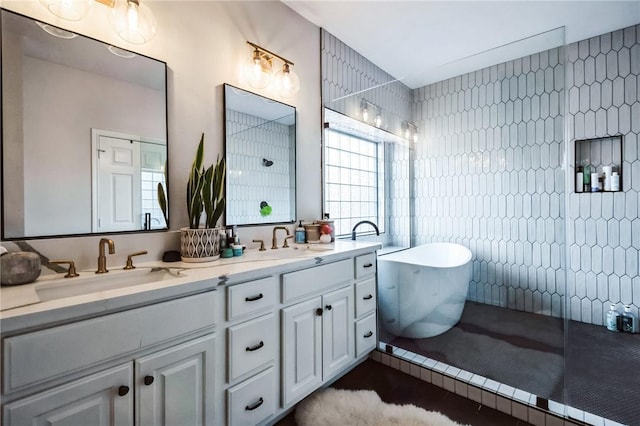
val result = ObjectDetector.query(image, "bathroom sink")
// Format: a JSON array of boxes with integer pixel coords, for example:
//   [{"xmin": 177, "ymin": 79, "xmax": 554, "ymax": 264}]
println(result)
[
  {"xmin": 243, "ymin": 244, "xmax": 334, "ymax": 261},
  {"xmin": 35, "ymin": 267, "xmax": 184, "ymax": 302}
]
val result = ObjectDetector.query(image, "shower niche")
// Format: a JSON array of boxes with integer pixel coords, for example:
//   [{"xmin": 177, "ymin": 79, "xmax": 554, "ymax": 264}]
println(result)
[{"xmin": 574, "ymin": 135, "xmax": 623, "ymax": 193}]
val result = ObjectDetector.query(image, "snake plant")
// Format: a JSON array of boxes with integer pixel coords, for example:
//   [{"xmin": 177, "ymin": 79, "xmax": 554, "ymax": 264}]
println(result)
[{"xmin": 186, "ymin": 133, "xmax": 225, "ymax": 229}]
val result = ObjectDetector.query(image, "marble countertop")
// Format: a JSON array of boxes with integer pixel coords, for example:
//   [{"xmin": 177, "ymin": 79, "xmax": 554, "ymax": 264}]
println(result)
[{"xmin": 0, "ymin": 241, "xmax": 381, "ymax": 333}]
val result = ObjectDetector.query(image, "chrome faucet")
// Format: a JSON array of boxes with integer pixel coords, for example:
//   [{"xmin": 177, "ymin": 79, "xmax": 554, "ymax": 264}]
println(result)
[
  {"xmin": 351, "ymin": 220, "xmax": 380, "ymax": 240},
  {"xmin": 272, "ymin": 226, "xmax": 290, "ymax": 249},
  {"xmin": 96, "ymin": 238, "xmax": 116, "ymax": 274}
]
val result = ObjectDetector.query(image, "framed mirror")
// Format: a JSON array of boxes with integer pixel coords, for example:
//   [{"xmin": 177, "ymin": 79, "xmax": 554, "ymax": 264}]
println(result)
[
  {"xmin": 224, "ymin": 84, "xmax": 296, "ymax": 226},
  {"xmin": 1, "ymin": 9, "xmax": 168, "ymax": 240}
]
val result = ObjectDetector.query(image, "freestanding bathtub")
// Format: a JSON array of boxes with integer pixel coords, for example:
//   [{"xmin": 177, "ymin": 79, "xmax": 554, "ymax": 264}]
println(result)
[{"xmin": 378, "ymin": 243, "xmax": 473, "ymax": 338}]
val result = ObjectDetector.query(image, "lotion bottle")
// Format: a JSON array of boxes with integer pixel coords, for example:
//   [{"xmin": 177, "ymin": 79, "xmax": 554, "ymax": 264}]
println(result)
[{"xmin": 606, "ymin": 304, "xmax": 620, "ymax": 332}]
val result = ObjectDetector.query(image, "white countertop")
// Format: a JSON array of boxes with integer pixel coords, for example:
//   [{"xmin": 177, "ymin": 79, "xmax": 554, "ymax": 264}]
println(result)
[{"xmin": 0, "ymin": 241, "xmax": 380, "ymax": 333}]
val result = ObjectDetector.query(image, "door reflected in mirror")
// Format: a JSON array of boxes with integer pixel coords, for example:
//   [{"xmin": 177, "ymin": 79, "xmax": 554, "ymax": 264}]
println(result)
[
  {"xmin": 224, "ymin": 84, "xmax": 296, "ymax": 226},
  {"xmin": 1, "ymin": 9, "xmax": 168, "ymax": 239}
]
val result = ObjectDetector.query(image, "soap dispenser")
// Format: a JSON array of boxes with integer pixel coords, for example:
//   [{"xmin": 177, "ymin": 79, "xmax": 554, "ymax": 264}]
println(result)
[{"xmin": 295, "ymin": 220, "xmax": 306, "ymax": 244}]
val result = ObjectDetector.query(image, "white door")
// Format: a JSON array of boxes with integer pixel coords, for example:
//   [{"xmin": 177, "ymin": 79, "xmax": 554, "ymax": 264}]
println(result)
[
  {"xmin": 322, "ymin": 286, "xmax": 355, "ymax": 380},
  {"xmin": 92, "ymin": 131, "xmax": 141, "ymax": 232},
  {"xmin": 282, "ymin": 297, "xmax": 322, "ymax": 406},
  {"xmin": 3, "ymin": 364, "xmax": 133, "ymax": 426},
  {"xmin": 135, "ymin": 334, "xmax": 215, "ymax": 426}
]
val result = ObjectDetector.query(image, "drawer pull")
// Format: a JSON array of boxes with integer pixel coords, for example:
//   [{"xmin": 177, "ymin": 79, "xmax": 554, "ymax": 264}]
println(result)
[
  {"xmin": 364, "ymin": 331, "xmax": 373, "ymax": 338},
  {"xmin": 245, "ymin": 397, "xmax": 264, "ymax": 411},
  {"xmin": 363, "ymin": 263, "xmax": 373, "ymax": 268},
  {"xmin": 363, "ymin": 294, "xmax": 373, "ymax": 300},
  {"xmin": 144, "ymin": 375, "xmax": 154, "ymax": 386},
  {"xmin": 118, "ymin": 385, "xmax": 130, "ymax": 396},
  {"xmin": 246, "ymin": 341, "xmax": 264, "ymax": 352},
  {"xmin": 316, "ymin": 308, "xmax": 323, "ymax": 316},
  {"xmin": 245, "ymin": 293, "xmax": 264, "ymax": 302}
]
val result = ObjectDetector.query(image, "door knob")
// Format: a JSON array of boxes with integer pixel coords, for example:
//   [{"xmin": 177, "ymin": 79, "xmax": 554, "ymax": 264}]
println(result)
[
  {"xmin": 144, "ymin": 375, "xmax": 154, "ymax": 386},
  {"xmin": 325, "ymin": 305, "xmax": 332, "ymax": 311},
  {"xmin": 316, "ymin": 308, "xmax": 323, "ymax": 316},
  {"xmin": 118, "ymin": 385, "xmax": 130, "ymax": 396}
]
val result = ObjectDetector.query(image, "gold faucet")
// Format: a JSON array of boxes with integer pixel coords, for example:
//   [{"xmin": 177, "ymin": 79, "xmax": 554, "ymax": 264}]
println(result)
[
  {"xmin": 271, "ymin": 226, "xmax": 290, "ymax": 249},
  {"xmin": 49, "ymin": 260, "xmax": 79, "ymax": 278},
  {"xmin": 96, "ymin": 238, "xmax": 116, "ymax": 274}
]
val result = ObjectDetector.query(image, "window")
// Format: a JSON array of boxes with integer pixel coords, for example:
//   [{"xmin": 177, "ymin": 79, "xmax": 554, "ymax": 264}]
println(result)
[{"xmin": 323, "ymin": 128, "xmax": 385, "ymax": 238}]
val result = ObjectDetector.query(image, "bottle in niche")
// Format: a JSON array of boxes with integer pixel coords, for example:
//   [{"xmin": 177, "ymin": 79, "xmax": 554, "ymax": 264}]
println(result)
[
  {"xmin": 576, "ymin": 166, "xmax": 584, "ymax": 193},
  {"xmin": 582, "ymin": 160, "xmax": 591, "ymax": 192},
  {"xmin": 611, "ymin": 172, "xmax": 620, "ymax": 191},
  {"xmin": 606, "ymin": 304, "xmax": 620, "ymax": 332},
  {"xmin": 591, "ymin": 172, "xmax": 600, "ymax": 192},
  {"xmin": 621, "ymin": 305, "xmax": 638, "ymax": 333}
]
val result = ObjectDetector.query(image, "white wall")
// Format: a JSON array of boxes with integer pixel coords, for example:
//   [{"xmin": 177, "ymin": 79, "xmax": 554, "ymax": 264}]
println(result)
[{"xmin": 1, "ymin": 0, "xmax": 321, "ymax": 269}]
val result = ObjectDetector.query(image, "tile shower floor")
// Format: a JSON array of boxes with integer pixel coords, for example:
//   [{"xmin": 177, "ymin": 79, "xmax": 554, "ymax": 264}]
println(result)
[{"xmin": 383, "ymin": 302, "xmax": 640, "ymax": 425}]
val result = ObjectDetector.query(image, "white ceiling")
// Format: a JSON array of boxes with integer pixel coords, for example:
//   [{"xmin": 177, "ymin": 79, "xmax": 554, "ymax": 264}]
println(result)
[{"xmin": 284, "ymin": 1, "xmax": 640, "ymax": 89}]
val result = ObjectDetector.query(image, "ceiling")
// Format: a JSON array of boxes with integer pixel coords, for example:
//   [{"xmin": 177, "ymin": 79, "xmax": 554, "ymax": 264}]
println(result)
[{"xmin": 283, "ymin": 1, "xmax": 640, "ymax": 89}]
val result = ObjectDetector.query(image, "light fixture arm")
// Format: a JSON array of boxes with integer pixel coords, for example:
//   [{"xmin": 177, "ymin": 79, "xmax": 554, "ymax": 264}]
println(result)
[{"xmin": 247, "ymin": 41, "xmax": 294, "ymax": 67}]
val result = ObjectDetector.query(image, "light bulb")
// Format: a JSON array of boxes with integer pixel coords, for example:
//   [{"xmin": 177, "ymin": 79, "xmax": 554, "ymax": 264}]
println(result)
[
  {"xmin": 405, "ymin": 128, "xmax": 411, "ymax": 139},
  {"xmin": 243, "ymin": 49, "xmax": 273, "ymax": 89},
  {"xmin": 374, "ymin": 114, "xmax": 382, "ymax": 128},
  {"xmin": 109, "ymin": 0, "xmax": 157, "ymax": 44},
  {"xmin": 39, "ymin": 0, "xmax": 93, "ymax": 21},
  {"xmin": 362, "ymin": 107, "xmax": 369, "ymax": 123},
  {"xmin": 275, "ymin": 63, "xmax": 300, "ymax": 98}
]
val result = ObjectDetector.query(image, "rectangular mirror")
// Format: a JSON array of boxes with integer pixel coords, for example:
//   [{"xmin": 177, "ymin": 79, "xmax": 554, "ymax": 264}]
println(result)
[
  {"xmin": 1, "ymin": 9, "xmax": 168, "ymax": 240},
  {"xmin": 224, "ymin": 84, "xmax": 296, "ymax": 226}
]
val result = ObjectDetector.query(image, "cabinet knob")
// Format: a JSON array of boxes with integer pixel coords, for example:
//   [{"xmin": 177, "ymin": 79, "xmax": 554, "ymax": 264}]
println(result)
[
  {"xmin": 144, "ymin": 375, "xmax": 154, "ymax": 386},
  {"xmin": 118, "ymin": 385, "xmax": 130, "ymax": 396},
  {"xmin": 325, "ymin": 305, "xmax": 332, "ymax": 311},
  {"xmin": 315, "ymin": 308, "xmax": 323, "ymax": 316},
  {"xmin": 245, "ymin": 397, "xmax": 264, "ymax": 411}
]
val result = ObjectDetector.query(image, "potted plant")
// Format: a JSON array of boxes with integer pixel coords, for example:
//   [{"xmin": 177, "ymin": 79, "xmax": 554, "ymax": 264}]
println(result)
[{"xmin": 180, "ymin": 133, "xmax": 226, "ymax": 262}]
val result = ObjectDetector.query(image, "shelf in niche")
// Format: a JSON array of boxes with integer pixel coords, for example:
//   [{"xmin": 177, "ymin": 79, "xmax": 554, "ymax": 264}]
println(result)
[{"xmin": 574, "ymin": 135, "xmax": 623, "ymax": 194}]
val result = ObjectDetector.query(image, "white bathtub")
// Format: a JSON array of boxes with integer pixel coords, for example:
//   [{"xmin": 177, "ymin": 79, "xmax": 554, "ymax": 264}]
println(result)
[{"xmin": 378, "ymin": 243, "xmax": 473, "ymax": 338}]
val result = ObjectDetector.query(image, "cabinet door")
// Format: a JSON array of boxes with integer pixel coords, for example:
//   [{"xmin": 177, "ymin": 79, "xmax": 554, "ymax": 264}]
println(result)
[
  {"xmin": 322, "ymin": 286, "xmax": 355, "ymax": 380},
  {"xmin": 3, "ymin": 364, "xmax": 133, "ymax": 426},
  {"xmin": 282, "ymin": 297, "xmax": 322, "ymax": 406},
  {"xmin": 135, "ymin": 334, "xmax": 215, "ymax": 426}
]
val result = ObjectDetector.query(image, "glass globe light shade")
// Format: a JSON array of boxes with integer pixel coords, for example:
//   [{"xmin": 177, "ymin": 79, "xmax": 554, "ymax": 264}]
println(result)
[
  {"xmin": 243, "ymin": 49, "xmax": 273, "ymax": 89},
  {"xmin": 109, "ymin": 0, "xmax": 157, "ymax": 45},
  {"xmin": 39, "ymin": 0, "xmax": 93, "ymax": 21},
  {"xmin": 274, "ymin": 64, "xmax": 300, "ymax": 98}
]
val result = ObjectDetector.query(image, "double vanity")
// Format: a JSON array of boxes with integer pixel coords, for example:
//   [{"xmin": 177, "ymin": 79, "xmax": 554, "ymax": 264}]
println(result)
[{"xmin": 0, "ymin": 241, "xmax": 380, "ymax": 426}]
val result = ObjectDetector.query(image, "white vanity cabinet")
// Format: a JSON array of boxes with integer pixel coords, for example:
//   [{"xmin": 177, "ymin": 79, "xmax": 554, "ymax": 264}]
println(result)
[
  {"xmin": 354, "ymin": 253, "xmax": 377, "ymax": 357},
  {"xmin": 2, "ymin": 291, "xmax": 217, "ymax": 426},
  {"xmin": 281, "ymin": 259, "xmax": 356, "ymax": 407}
]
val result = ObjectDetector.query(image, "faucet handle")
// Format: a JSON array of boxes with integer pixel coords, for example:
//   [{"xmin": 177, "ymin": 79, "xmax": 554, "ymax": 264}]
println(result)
[
  {"xmin": 123, "ymin": 251, "xmax": 148, "ymax": 270},
  {"xmin": 50, "ymin": 260, "xmax": 80, "ymax": 278},
  {"xmin": 252, "ymin": 240, "xmax": 266, "ymax": 251},
  {"xmin": 283, "ymin": 235, "xmax": 294, "ymax": 248}
]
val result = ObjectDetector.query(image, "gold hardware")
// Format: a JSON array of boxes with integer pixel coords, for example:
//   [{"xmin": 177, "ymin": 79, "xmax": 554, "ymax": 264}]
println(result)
[
  {"xmin": 96, "ymin": 238, "xmax": 116, "ymax": 274},
  {"xmin": 283, "ymin": 235, "xmax": 294, "ymax": 248},
  {"xmin": 271, "ymin": 226, "xmax": 290, "ymax": 249},
  {"xmin": 49, "ymin": 260, "xmax": 79, "ymax": 278},
  {"xmin": 252, "ymin": 239, "xmax": 266, "ymax": 251},
  {"xmin": 247, "ymin": 41, "xmax": 294, "ymax": 67},
  {"xmin": 123, "ymin": 251, "xmax": 148, "ymax": 270},
  {"xmin": 95, "ymin": 0, "xmax": 115, "ymax": 7}
]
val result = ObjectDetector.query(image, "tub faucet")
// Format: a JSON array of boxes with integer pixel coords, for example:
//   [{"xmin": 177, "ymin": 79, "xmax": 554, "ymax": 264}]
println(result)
[
  {"xmin": 272, "ymin": 226, "xmax": 290, "ymax": 249},
  {"xmin": 96, "ymin": 238, "xmax": 116, "ymax": 274},
  {"xmin": 351, "ymin": 220, "xmax": 380, "ymax": 240}
]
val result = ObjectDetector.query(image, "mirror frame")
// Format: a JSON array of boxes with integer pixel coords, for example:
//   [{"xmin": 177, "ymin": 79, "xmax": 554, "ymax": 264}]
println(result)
[
  {"xmin": 223, "ymin": 83, "xmax": 297, "ymax": 227},
  {"xmin": 0, "ymin": 8, "xmax": 169, "ymax": 240}
]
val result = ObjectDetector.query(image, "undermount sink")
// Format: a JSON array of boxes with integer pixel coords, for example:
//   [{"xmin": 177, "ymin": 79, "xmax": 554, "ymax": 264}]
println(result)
[
  {"xmin": 35, "ymin": 267, "xmax": 184, "ymax": 302},
  {"xmin": 243, "ymin": 244, "xmax": 334, "ymax": 261}
]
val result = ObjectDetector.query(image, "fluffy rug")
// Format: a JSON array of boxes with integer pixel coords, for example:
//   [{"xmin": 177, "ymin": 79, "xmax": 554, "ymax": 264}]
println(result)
[{"xmin": 295, "ymin": 388, "xmax": 466, "ymax": 426}]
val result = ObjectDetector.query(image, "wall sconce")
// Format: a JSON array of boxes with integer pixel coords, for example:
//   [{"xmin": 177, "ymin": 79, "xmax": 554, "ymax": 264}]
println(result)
[
  {"xmin": 39, "ymin": 0, "xmax": 156, "ymax": 44},
  {"xmin": 243, "ymin": 41, "xmax": 300, "ymax": 98},
  {"xmin": 403, "ymin": 121, "xmax": 418, "ymax": 143},
  {"xmin": 360, "ymin": 99, "xmax": 383, "ymax": 128}
]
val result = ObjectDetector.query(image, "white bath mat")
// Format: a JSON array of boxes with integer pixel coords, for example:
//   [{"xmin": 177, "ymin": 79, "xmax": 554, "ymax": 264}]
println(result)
[{"xmin": 295, "ymin": 388, "xmax": 466, "ymax": 426}]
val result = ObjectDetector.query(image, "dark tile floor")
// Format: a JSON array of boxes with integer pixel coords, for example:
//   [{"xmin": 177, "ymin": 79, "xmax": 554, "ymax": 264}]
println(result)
[{"xmin": 276, "ymin": 359, "xmax": 533, "ymax": 425}]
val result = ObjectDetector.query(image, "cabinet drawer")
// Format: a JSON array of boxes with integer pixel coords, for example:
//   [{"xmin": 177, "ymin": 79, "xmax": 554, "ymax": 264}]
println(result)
[
  {"xmin": 227, "ymin": 276, "xmax": 277, "ymax": 321},
  {"xmin": 355, "ymin": 277, "xmax": 376, "ymax": 318},
  {"xmin": 282, "ymin": 259, "xmax": 352, "ymax": 303},
  {"xmin": 228, "ymin": 313, "xmax": 277, "ymax": 382},
  {"xmin": 355, "ymin": 253, "xmax": 376, "ymax": 279},
  {"xmin": 227, "ymin": 367, "xmax": 276, "ymax": 426},
  {"xmin": 355, "ymin": 313, "xmax": 377, "ymax": 357},
  {"xmin": 4, "ymin": 291, "xmax": 216, "ymax": 392}
]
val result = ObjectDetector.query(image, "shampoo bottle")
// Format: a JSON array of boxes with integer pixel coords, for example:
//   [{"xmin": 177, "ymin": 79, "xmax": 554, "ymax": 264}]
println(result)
[
  {"xmin": 295, "ymin": 220, "xmax": 306, "ymax": 244},
  {"xmin": 606, "ymin": 304, "xmax": 620, "ymax": 332},
  {"xmin": 576, "ymin": 166, "xmax": 584, "ymax": 193},
  {"xmin": 621, "ymin": 305, "xmax": 638, "ymax": 333},
  {"xmin": 611, "ymin": 172, "xmax": 620, "ymax": 191}
]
